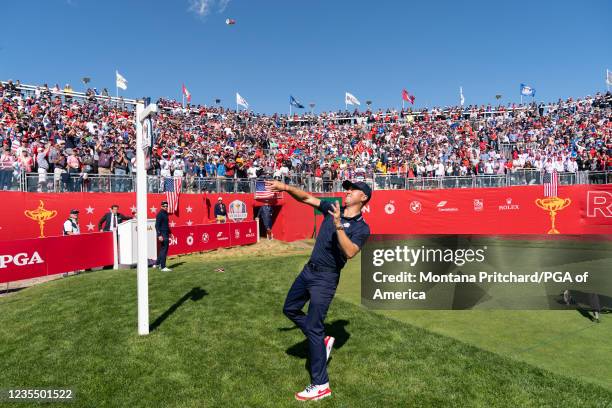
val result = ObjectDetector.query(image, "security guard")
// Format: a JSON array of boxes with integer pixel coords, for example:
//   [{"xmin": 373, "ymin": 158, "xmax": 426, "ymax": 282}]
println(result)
[
  {"xmin": 266, "ymin": 179, "xmax": 371, "ymax": 402},
  {"xmin": 257, "ymin": 203, "xmax": 274, "ymax": 240},
  {"xmin": 63, "ymin": 209, "xmax": 81, "ymax": 235},
  {"xmin": 214, "ymin": 197, "xmax": 227, "ymax": 223},
  {"xmin": 155, "ymin": 201, "xmax": 172, "ymax": 272}
]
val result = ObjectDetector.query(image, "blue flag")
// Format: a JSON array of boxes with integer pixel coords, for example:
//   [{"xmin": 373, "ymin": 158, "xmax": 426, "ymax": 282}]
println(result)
[
  {"xmin": 520, "ymin": 83, "xmax": 536, "ymax": 97},
  {"xmin": 290, "ymin": 95, "xmax": 305, "ymax": 109}
]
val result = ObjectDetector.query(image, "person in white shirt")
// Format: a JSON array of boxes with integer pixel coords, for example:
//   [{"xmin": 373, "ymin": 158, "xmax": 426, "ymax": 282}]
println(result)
[
  {"xmin": 63, "ymin": 209, "xmax": 80, "ymax": 235},
  {"xmin": 172, "ymin": 154, "xmax": 185, "ymax": 177},
  {"xmin": 434, "ymin": 161, "xmax": 445, "ymax": 177},
  {"xmin": 247, "ymin": 164, "xmax": 258, "ymax": 179},
  {"xmin": 566, "ymin": 157, "xmax": 578, "ymax": 172},
  {"xmin": 484, "ymin": 159, "xmax": 494, "ymax": 174},
  {"xmin": 544, "ymin": 158, "xmax": 555, "ymax": 173},
  {"xmin": 159, "ymin": 153, "xmax": 172, "ymax": 177}
]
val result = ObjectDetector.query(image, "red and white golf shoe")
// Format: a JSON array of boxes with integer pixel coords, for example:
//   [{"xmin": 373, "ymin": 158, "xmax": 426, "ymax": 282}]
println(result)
[
  {"xmin": 324, "ymin": 336, "xmax": 335, "ymax": 361},
  {"xmin": 295, "ymin": 383, "xmax": 332, "ymax": 401}
]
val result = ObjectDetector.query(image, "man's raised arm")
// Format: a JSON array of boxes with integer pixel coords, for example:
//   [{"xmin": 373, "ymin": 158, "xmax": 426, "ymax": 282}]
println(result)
[{"xmin": 266, "ymin": 180, "xmax": 321, "ymax": 209}]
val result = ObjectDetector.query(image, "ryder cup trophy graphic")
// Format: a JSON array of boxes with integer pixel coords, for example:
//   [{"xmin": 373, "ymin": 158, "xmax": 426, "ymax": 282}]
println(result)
[
  {"xmin": 24, "ymin": 200, "xmax": 58, "ymax": 238},
  {"xmin": 535, "ymin": 196, "xmax": 571, "ymax": 234}
]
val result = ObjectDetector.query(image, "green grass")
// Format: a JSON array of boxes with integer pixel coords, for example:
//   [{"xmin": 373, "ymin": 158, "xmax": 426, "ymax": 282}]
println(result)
[
  {"xmin": 0, "ymin": 251, "xmax": 610, "ymax": 407},
  {"xmin": 340, "ymin": 253, "xmax": 612, "ymax": 392}
]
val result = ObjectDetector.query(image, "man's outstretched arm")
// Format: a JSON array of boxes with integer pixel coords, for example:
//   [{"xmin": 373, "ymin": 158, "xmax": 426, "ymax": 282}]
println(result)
[{"xmin": 266, "ymin": 180, "xmax": 321, "ymax": 209}]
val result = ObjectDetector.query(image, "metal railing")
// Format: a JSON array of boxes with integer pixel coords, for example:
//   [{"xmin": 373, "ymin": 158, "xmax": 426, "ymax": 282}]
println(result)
[
  {"xmin": 1, "ymin": 81, "xmax": 138, "ymax": 106},
  {"xmin": 2, "ymin": 170, "xmax": 608, "ymax": 194}
]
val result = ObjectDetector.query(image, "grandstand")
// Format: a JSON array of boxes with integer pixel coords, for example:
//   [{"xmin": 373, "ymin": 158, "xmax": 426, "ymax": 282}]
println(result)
[{"xmin": 1, "ymin": 80, "xmax": 610, "ymax": 195}]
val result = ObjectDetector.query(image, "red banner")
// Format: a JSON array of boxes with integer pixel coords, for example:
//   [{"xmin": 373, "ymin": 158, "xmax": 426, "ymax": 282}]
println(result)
[
  {"xmin": 356, "ymin": 184, "xmax": 612, "ymax": 235},
  {"xmin": 1, "ymin": 185, "xmax": 610, "ymax": 244},
  {"xmin": 0, "ymin": 192, "xmax": 267, "ymax": 242},
  {"xmin": 272, "ymin": 184, "xmax": 612, "ymax": 241},
  {"xmin": 0, "ymin": 232, "xmax": 114, "ymax": 284},
  {"xmin": 168, "ymin": 221, "xmax": 257, "ymax": 256}
]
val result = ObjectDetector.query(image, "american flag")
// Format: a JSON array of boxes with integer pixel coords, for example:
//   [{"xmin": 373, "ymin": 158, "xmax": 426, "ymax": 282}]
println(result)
[
  {"xmin": 164, "ymin": 177, "xmax": 182, "ymax": 213},
  {"xmin": 543, "ymin": 170, "xmax": 558, "ymax": 197},
  {"xmin": 255, "ymin": 180, "xmax": 275, "ymax": 199}
]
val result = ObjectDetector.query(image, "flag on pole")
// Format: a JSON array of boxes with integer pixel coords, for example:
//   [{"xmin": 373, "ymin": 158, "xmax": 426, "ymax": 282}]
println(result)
[
  {"xmin": 236, "ymin": 93, "xmax": 249, "ymax": 109},
  {"xmin": 520, "ymin": 83, "xmax": 535, "ymax": 97},
  {"xmin": 290, "ymin": 95, "xmax": 305, "ymax": 109},
  {"xmin": 606, "ymin": 69, "xmax": 612, "ymax": 86},
  {"xmin": 543, "ymin": 170, "xmax": 558, "ymax": 197},
  {"xmin": 182, "ymin": 84, "xmax": 191, "ymax": 103},
  {"xmin": 254, "ymin": 180, "xmax": 275, "ymax": 199},
  {"xmin": 460, "ymin": 86, "xmax": 465, "ymax": 106},
  {"xmin": 116, "ymin": 70, "xmax": 128, "ymax": 90},
  {"xmin": 164, "ymin": 177, "xmax": 182, "ymax": 214},
  {"xmin": 401, "ymin": 89, "xmax": 415, "ymax": 105},
  {"xmin": 345, "ymin": 92, "xmax": 361, "ymax": 106}
]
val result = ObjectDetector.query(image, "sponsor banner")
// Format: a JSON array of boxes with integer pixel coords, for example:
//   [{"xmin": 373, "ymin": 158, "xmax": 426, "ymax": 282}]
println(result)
[
  {"xmin": 0, "ymin": 192, "xmax": 265, "ymax": 242},
  {"xmin": 0, "ymin": 232, "xmax": 114, "ymax": 284},
  {"xmin": 168, "ymin": 221, "xmax": 257, "ymax": 256},
  {"xmin": 0, "ymin": 185, "xmax": 609, "ymax": 243},
  {"xmin": 352, "ymin": 184, "xmax": 612, "ymax": 235},
  {"xmin": 229, "ymin": 222, "xmax": 258, "ymax": 246}
]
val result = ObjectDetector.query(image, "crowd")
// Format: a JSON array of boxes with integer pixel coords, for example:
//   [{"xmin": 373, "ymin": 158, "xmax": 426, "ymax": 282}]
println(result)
[{"xmin": 0, "ymin": 79, "xmax": 610, "ymax": 193}]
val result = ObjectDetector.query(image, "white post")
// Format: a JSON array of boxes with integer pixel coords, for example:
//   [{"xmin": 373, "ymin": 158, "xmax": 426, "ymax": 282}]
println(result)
[
  {"xmin": 135, "ymin": 102, "xmax": 149, "ymax": 336},
  {"xmin": 256, "ymin": 217, "xmax": 260, "ymax": 243},
  {"xmin": 112, "ymin": 229, "xmax": 119, "ymax": 270}
]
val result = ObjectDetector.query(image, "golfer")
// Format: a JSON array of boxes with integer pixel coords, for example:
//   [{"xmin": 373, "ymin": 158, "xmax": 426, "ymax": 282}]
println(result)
[{"xmin": 266, "ymin": 179, "xmax": 371, "ymax": 401}]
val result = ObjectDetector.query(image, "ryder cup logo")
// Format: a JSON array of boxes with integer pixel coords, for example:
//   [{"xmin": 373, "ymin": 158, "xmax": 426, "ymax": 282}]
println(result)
[
  {"xmin": 473, "ymin": 199, "xmax": 484, "ymax": 212},
  {"xmin": 235, "ymin": 229, "xmax": 240, "ymax": 239},
  {"xmin": 409, "ymin": 200, "xmax": 422, "ymax": 214},
  {"xmin": 384, "ymin": 201, "xmax": 396, "ymax": 215},
  {"xmin": 228, "ymin": 200, "xmax": 248, "ymax": 222}
]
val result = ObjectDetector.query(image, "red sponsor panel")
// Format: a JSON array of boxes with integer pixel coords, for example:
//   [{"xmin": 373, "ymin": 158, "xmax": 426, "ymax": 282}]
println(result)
[
  {"xmin": 0, "ymin": 232, "xmax": 114, "ymax": 284},
  {"xmin": 44, "ymin": 233, "xmax": 114, "ymax": 274},
  {"xmin": 229, "ymin": 221, "xmax": 258, "ymax": 246},
  {"xmin": 211, "ymin": 223, "xmax": 232, "ymax": 248},
  {"xmin": 309, "ymin": 185, "xmax": 612, "ymax": 237},
  {"xmin": 168, "ymin": 225, "xmax": 200, "ymax": 256},
  {"xmin": 196, "ymin": 224, "xmax": 226, "ymax": 252},
  {"xmin": 167, "ymin": 222, "xmax": 258, "ymax": 256},
  {"xmin": 0, "ymin": 239, "xmax": 47, "ymax": 283}
]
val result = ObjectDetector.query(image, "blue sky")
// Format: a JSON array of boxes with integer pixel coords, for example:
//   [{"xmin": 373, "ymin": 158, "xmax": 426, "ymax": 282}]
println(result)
[{"xmin": 1, "ymin": 0, "xmax": 610, "ymax": 113}]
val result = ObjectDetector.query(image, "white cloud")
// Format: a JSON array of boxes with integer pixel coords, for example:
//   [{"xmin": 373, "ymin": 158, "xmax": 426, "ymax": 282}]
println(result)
[
  {"xmin": 188, "ymin": 0, "xmax": 231, "ymax": 18},
  {"xmin": 218, "ymin": 0, "xmax": 231, "ymax": 12}
]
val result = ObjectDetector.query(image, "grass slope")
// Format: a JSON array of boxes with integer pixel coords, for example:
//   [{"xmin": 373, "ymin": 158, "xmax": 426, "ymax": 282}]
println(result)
[
  {"xmin": 0, "ymin": 250, "xmax": 610, "ymax": 407},
  {"xmin": 339, "ymin": 253, "xmax": 612, "ymax": 391}
]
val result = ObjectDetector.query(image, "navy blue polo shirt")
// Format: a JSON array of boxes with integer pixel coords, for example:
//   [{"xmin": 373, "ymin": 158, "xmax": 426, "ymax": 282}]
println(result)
[{"xmin": 309, "ymin": 200, "xmax": 370, "ymax": 271}]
